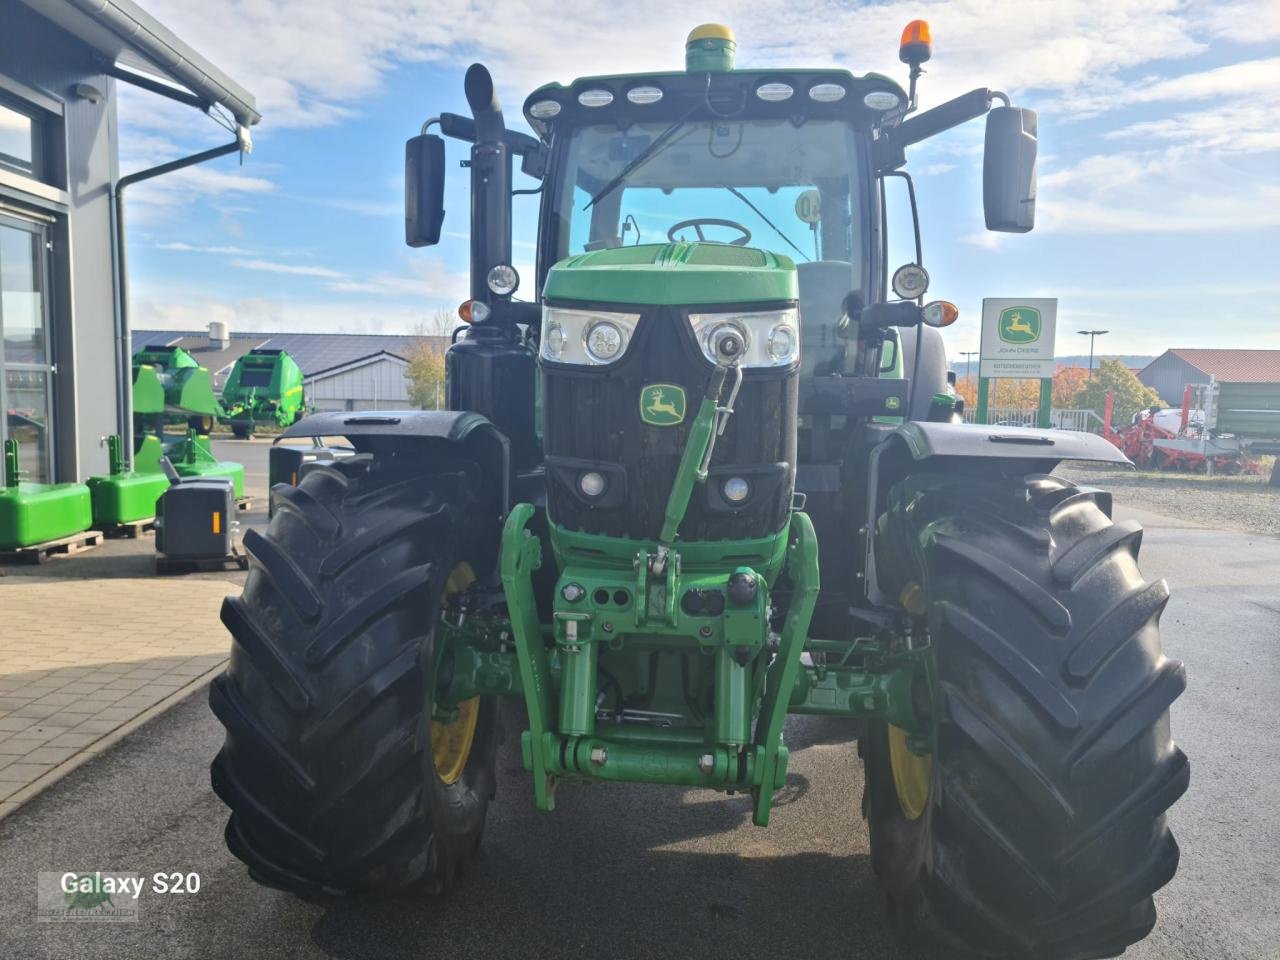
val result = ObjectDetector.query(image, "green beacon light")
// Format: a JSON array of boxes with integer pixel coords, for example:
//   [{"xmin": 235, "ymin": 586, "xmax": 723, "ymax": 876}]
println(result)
[{"xmin": 685, "ymin": 23, "xmax": 736, "ymax": 72}]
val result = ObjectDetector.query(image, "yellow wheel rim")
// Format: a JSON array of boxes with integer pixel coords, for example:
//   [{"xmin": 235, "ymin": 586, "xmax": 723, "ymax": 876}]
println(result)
[
  {"xmin": 431, "ymin": 562, "xmax": 479, "ymax": 786},
  {"xmin": 432, "ymin": 696, "xmax": 479, "ymax": 785},
  {"xmin": 888, "ymin": 725, "xmax": 932, "ymax": 821}
]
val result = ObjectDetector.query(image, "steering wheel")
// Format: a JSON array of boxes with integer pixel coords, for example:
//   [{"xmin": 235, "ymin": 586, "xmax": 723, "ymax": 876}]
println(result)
[{"xmin": 667, "ymin": 218, "xmax": 753, "ymax": 247}]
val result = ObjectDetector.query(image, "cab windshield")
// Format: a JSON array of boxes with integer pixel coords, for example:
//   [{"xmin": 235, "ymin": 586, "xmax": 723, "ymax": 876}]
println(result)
[{"xmin": 549, "ymin": 117, "xmax": 868, "ymax": 373}]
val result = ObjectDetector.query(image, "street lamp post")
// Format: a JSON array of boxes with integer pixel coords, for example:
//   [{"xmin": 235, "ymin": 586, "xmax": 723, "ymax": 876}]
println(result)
[
  {"xmin": 1078, "ymin": 329, "xmax": 1109, "ymax": 378},
  {"xmin": 960, "ymin": 350, "xmax": 979, "ymax": 383}
]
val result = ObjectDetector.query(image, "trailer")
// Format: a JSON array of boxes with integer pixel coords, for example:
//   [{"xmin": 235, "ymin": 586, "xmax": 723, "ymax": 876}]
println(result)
[{"xmin": 1140, "ymin": 380, "xmax": 1280, "ymax": 479}]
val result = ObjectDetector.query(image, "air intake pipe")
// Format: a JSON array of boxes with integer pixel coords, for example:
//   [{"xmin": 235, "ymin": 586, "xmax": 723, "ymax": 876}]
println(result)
[{"xmin": 464, "ymin": 64, "xmax": 513, "ymax": 307}]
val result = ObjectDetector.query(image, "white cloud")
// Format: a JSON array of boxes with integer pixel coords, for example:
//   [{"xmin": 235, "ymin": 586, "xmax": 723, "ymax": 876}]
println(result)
[
  {"xmin": 1193, "ymin": 0, "xmax": 1280, "ymax": 44},
  {"xmin": 916, "ymin": 162, "xmax": 957, "ymax": 177},
  {"xmin": 231, "ymin": 258, "xmax": 346, "ymax": 278},
  {"xmin": 155, "ymin": 241, "xmax": 253, "ymax": 255},
  {"xmin": 139, "ymin": 0, "xmax": 1212, "ymax": 133},
  {"xmin": 133, "ymin": 293, "xmax": 434, "ymax": 335},
  {"xmin": 323, "ymin": 257, "xmax": 469, "ymax": 303},
  {"xmin": 961, "ymin": 231, "xmax": 1004, "ymax": 249}
]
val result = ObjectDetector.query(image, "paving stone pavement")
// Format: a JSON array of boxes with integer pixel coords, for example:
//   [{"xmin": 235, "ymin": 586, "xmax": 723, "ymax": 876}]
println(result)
[{"xmin": 0, "ymin": 577, "xmax": 239, "ymax": 817}]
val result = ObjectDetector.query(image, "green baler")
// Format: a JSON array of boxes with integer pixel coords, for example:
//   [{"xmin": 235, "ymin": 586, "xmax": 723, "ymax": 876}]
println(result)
[{"xmin": 221, "ymin": 348, "xmax": 305, "ymax": 438}]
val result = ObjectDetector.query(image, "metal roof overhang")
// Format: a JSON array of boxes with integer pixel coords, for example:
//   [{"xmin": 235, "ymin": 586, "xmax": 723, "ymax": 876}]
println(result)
[{"xmin": 19, "ymin": 0, "xmax": 261, "ymax": 127}]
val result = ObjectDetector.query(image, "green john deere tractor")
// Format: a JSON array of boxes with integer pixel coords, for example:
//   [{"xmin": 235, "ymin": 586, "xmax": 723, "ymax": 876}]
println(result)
[{"xmin": 211, "ymin": 23, "xmax": 1187, "ymax": 958}]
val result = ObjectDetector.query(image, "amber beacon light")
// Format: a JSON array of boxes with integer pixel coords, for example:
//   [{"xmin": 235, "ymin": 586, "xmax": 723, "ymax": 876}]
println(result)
[{"xmin": 899, "ymin": 20, "xmax": 932, "ymax": 65}]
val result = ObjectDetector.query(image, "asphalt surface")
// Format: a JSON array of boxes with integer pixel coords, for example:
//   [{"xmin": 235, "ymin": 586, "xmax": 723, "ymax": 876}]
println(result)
[{"xmin": 1, "ymin": 495, "xmax": 1278, "ymax": 959}]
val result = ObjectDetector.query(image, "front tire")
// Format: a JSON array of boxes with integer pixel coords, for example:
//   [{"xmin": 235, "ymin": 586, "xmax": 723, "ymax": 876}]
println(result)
[
  {"xmin": 867, "ymin": 471, "xmax": 1188, "ymax": 959},
  {"xmin": 210, "ymin": 454, "xmax": 498, "ymax": 897}
]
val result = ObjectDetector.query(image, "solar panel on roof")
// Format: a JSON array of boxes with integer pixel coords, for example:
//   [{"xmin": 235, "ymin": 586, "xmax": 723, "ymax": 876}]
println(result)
[{"xmin": 131, "ymin": 331, "xmax": 438, "ymax": 375}]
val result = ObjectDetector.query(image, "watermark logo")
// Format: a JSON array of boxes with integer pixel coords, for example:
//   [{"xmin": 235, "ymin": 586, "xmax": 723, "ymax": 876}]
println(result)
[{"xmin": 38, "ymin": 872, "xmax": 141, "ymax": 922}]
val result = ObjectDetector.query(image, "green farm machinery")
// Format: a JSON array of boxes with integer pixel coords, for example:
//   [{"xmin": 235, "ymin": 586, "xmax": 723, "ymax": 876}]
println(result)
[
  {"xmin": 211, "ymin": 23, "xmax": 1186, "ymax": 958},
  {"xmin": 88, "ymin": 346, "xmax": 244, "ymax": 527},
  {"xmin": 1, "ymin": 438, "xmax": 92, "ymax": 550},
  {"xmin": 220, "ymin": 348, "xmax": 306, "ymax": 438}
]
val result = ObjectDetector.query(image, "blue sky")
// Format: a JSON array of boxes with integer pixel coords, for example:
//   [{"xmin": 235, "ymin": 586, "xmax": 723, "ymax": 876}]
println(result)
[{"xmin": 121, "ymin": 0, "xmax": 1280, "ymax": 360}]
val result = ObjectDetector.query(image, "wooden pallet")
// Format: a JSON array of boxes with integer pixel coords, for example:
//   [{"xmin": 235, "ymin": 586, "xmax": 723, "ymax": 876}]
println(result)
[
  {"xmin": 155, "ymin": 549, "xmax": 249, "ymax": 575},
  {"xmin": 0, "ymin": 529, "xmax": 103, "ymax": 565},
  {"xmin": 101, "ymin": 517, "xmax": 157, "ymax": 539}
]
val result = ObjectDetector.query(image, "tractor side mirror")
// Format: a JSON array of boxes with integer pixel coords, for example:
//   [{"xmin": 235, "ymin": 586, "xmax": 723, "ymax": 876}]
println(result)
[
  {"xmin": 983, "ymin": 107, "xmax": 1037, "ymax": 233},
  {"xmin": 405, "ymin": 133, "xmax": 446, "ymax": 247}
]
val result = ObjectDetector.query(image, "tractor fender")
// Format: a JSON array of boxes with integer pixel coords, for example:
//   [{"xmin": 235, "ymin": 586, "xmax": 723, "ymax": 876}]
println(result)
[
  {"xmin": 891, "ymin": 420, "xmax": 1131, "ymax": 466},
  {"xmin": 277, "ymin": 409, "xmax": 511, "ymax": 515},
  {"xmin": 859, "ymin": 420, "xmax": 1129, "ymax": 608}
]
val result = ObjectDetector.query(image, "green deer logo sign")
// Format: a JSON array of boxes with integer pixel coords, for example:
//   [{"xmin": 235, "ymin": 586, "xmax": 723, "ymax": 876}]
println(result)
[
  {"xmin": 998, "ymin": 306, "xmax": 1042, "ymax": 344},
  {"xmin": 639, "ymin": 384, "xmax": 686, "ymax": 426}
]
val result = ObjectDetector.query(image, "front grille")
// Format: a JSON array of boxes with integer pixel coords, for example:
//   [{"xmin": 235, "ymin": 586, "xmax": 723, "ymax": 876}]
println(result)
[{"xmin": 541, "ymin": 305, "xmax": 797, "ymax": 541}]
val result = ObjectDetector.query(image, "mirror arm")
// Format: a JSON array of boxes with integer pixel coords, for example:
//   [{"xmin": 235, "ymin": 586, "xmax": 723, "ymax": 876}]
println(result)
[
  {"xmin": 891, "ymin": 87, "xmax": 996, "ymax": 149},
  {"xmin": 435, "ymin": 111, "xmax": 543, "ymax": 159}
]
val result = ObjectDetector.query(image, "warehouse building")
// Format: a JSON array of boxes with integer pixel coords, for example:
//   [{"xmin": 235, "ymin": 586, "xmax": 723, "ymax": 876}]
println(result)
[
  {"xmin": 1139, "ymin": 349, "xmax": 1280, "ymax": 405},
  {"xmin": 132, "ymin": 327, "xmax": 446, "ymax": 411},
  {"xmin": 0, "ymin": 0, "xmax": 258, "ymax": 483}
]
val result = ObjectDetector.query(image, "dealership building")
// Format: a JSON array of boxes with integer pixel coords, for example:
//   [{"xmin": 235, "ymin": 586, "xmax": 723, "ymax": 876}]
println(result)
[{"xmin": 0, "ymin": 0, "xmax": 258, "ymax": 483}]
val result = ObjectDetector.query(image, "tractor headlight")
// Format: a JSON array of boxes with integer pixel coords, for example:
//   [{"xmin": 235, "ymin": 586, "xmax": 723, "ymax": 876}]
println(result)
[
  {"xmin": 540, "ymin": 307, "xmax": 639, "ymax": 366},
  {"xmin": 487, "ymin": 264, "xmax": 520, "ymax": 296},
  {"xmin": 689, "ymin": 308, "xmax": 800, "ymax": 367}
]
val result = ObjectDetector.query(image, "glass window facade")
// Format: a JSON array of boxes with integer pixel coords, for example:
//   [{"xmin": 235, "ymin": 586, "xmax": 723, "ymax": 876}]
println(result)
[
  {"xmin": 0, "ymin": 215, "xmax": 53, "ymax": 484},
  {"xmin": 0, "ymin": 99, "xmax": 38, "ymax": 178}
]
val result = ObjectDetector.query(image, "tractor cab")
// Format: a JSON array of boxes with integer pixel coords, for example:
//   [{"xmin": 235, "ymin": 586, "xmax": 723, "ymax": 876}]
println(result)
[{"xmin": 525, "ymin": 43, "xmax": 893, "ymax": 388}]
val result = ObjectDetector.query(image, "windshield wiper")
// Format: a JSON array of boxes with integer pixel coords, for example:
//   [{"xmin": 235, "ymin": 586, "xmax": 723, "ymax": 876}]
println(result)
[
  {"xmin": 584, "ymin": 104, "xmax": 704, "ymax": 211},
  {"xmin": 726, "ymin": 186, "xmax": 811, "ymax": 262}
]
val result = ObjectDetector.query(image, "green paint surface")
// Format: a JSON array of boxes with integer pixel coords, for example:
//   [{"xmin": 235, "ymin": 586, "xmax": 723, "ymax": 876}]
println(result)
[{"xmin": 543, "ymin": 242, "xmax": 796, "ymax": 306}]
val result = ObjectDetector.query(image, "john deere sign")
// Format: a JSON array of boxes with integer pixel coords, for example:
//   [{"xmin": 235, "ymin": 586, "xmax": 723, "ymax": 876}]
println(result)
[
  {"xmin": 980, "ymin": 298, "xmax": 1057, "ymax": 378},
  {"xmin": 998, "ymin": 306, "xmax": 1042, "ymax": 344}
]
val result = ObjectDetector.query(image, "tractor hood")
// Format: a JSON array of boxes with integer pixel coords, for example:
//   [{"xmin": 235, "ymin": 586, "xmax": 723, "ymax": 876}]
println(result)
[{"xmin": 542, "ymin": 242, "xmax": 797, "ymax": 307}]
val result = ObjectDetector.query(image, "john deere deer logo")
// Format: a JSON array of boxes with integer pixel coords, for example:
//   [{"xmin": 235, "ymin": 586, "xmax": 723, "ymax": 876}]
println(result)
[
  {"xmin": 999, "ymin": 306, "xmax": 1041, "ymax": 344},
  {"xmin": 640, "ymin": 383, "xmax": 686, "ymax": 426}
]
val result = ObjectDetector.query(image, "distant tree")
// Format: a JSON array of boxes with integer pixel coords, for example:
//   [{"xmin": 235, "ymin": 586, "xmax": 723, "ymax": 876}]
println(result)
[
  {"xmin": 955, "ymin": 375, "xmax": 978, "ymax": 409},
  {"xmin": 1052, "ymin": 365, "xmax": 1090, "ymax": 407},
  {"xmin": 987, "ymin": 378, "xmax": 1043, "ymax": 409},
  {"xmin": 404, "ymin": 311, "xmax": 452, "ymax": 410},
  {"xmin": 1073, "ymin": 359, "xmax": 1163, "ymax": 427}
]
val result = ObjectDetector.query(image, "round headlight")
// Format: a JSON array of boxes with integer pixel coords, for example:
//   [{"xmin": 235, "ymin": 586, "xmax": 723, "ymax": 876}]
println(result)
[
  {"xmin": 528, "ymin": 99, "xmax": 561, "ymax": 119},
  {"xmin": 892, "ymin": 263, "xmax": 930, "ymax": 300},
  {"xmin": 755, "ymin": 82, "xmax": 794, "ymax": 102},
  {"xmin": 578, "ymin": 471, "xmax": 606, "ymax": 498},
  {"xmin": 544, "ymin": 320, "xmax": 567, "ymax": 359},
  {"xmin": 577, "ymin": 88, "xmax": 614, "ymax": 107},
  {"xmin": 487, "ymin": 264, "xmax": 519, "ymax": 296},
  {"xmin": 626, "ymin": 85, "xmax": 663, "ymax": 105},
  {"xmin": 863, "ymin": 90, "xmax": 901, "ymax": 111},
  {"xmin": 808, "ymin": 83, "xmax": 846, "ymax": 102},
  {"xmin": 768, "ymin": 323, "xmax": 797, "ymax": 362},
  {"xmin": 707, "ymin": 322, "xmax": 747, "ymax": 362},
  {"xmin": 584, "ymin": 321, "xmax": 624, "ymax": 362},
  {"xmin": 723, "ymin": 477, "xmax": 750, "ymax": 503}
]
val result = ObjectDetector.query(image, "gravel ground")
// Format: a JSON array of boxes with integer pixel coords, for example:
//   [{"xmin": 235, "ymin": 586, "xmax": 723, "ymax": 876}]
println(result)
[{"xmin": 1055, "ymin": 458, "xmax": 1280, "ymax": 538}]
